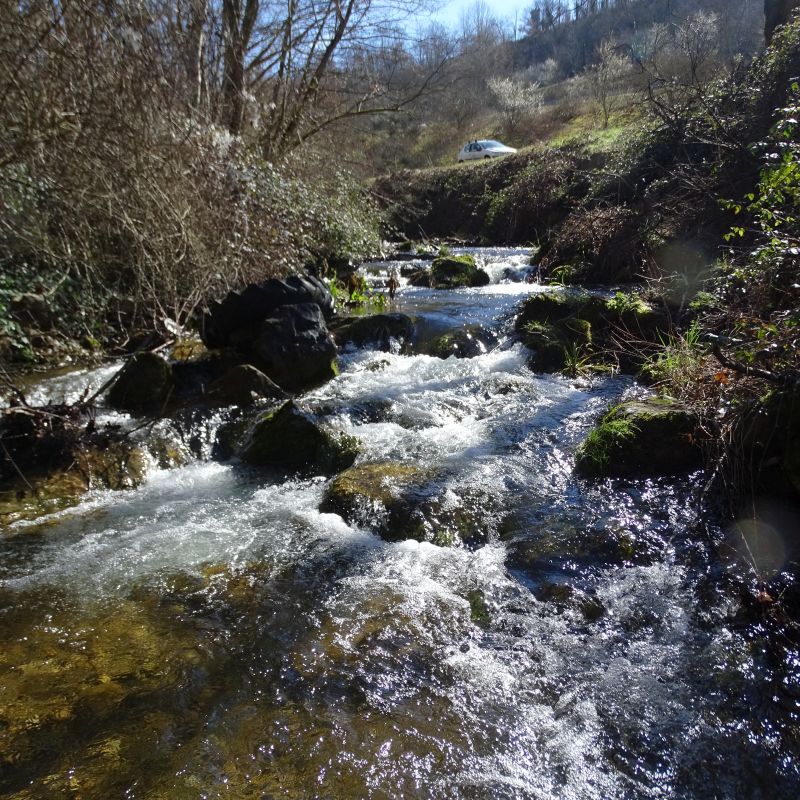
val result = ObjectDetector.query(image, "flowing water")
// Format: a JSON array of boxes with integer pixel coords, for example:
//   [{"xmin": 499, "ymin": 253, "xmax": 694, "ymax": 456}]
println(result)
[{"xmin": 1, "ymin": 248, "xmax": 799, "ymax": 799}]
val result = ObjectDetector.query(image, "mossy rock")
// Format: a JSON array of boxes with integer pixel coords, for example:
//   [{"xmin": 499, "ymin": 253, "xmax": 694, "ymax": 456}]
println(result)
[
  {"xmin": 516, "ymin": 290, "xmax": 606, "ymax": 330},
  {"xmin": 521, "ymin": 322, "xmax": 568, "ymax": 372},
  {"xmin": 320, "ymin": 462, "xmax": 435, "ymax": 542},
  {"xmin": 575, "ymin": 397, "xmax": 702, "ymax": 477},
  {"xmin": 239, "ymin": 400, "xmax": 360, "ymax": 475},
  {"xmin": 329, "ymin": 312, "xmax": 415, "ymax": 350},
  {"xmin": 517, "ymin": 290, "xmax": 666, "ymax": 345},
  {"xmin": 0, "ymin": 439, "xmax": 151, "ymax": 526},
  {"xmin": 407, "ymin": 268, "xmax": 433, "ymax": 287},
  {"xmin": 430, "ymin": 255, "xmax": 490, "ymax": 289},
  {"xmin": 425, "ymin": 325, "xmax": 497, "ymax": 359},
  {"xmin": 106, "ymin": 352, "xmax": 173, "ymax": 412},
  {"xmin": 521, "ymin": 317, "xmax": 592, "ymax": 373}
]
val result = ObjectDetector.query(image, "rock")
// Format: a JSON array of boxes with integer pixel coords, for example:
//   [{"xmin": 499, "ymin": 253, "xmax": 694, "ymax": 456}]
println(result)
[
  {"xmin": 430, "ymin": 255, "xmax": 490, "ymax": 289},
  {"xmin": 200, "ymin": 272, "xmax": 335, "ymax": 349},
  {"xmin": 252, "ymin": 303, "xmax": 338, "ymax": 390},
  {"xmin": 329, "ymin": 313, "xmax": 415, "ymax": 351},
  {"xmin": 106, "ymin": 352, "xmax": 173, "ymax": 412},
  {"xmin": 515, "ymin": 290, "xmax": 607, "ymax": 330},
  {"xmin": 575, "ymin": 397, "xmax": 702, "ymax": 477},
  {"xmin": 520, "ymin": 322, "xmax": 569, "ymax": 372},
  {"xmin": 0, "ymin": 593, "xmax": 204, "ymax": 788},
  {"xmin": 205, "ymin": 365, "xmax": 286, "ymax": 407},
  {"xmin": 320, "ymin": 462, "xmax": 432, "ymax": 541},
  {"xmin": 239, "ymin": 400, "xmax": 360, "ymax": 475},
  {"xmin": 424, "ymin": 325, "xmax": 497, "ymax": 359},
  {"xmin": 0, "ymin": 434, "xmax": 151, "ymax": 526},
  {"xmin": 407, "ymin": 268, "xmax": 433, "ymax": 287}
]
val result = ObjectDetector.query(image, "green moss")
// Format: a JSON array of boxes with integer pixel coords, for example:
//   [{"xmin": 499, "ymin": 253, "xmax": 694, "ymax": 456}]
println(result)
[
  {"xmin": 320, "ymin": 462, "xmax": 434, "ymax": 542},
  {"xmin": 430, "ymin": 255, "xmax": 490, "ymax": 289},
  {"xmin": 575, "ymin": 398, "xmax": 701, "ymax": 477},
  {"xmin": 575, "ymin": 409, "xmax": 639, "ymax": 475},
  {"xmin": 240, "ymin": 401, "xmax": 360, "ymax": 475}
]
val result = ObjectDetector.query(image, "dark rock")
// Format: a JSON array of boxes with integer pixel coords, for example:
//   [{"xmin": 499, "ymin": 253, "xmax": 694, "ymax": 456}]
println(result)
[
  {"xmin": 320, "ymin": 462, "xmax": 433, "ymax": 541},
  {"xmin": 107, "ymin": 352, "xmax": 173, "ymax": 412},
  {"xmin": 200, "ymin": 272, "xmax": 335, "ymax": 349},
  {"xmin": 430, "ymin": 255, "xmax": 490, "ymax": 288},
  {"xmin": 330, "ymin": 313, "xmax": 415, "ymax": 351},
  {"xmin": 515, "ymin": 290, "xmax": 606, "ymax": 330},
  {"xmin": 239, "ymin": 400, "xmax": 360, "ymax": 475},
  {"xmin": 407, "ymin": 268, "xmax": 433, "ymax": 287},
  {"xmin": 575, "ymin": 397, "xmax": 702, "ymax": 477},
  {"xmin": 424, "ymin": 325, "xmax": 497, "ymax": 359},
  {"xmin": 252, "ymin": 303, "xmax": 338, "ymax": 390},
  {"xmin": 205, "ymin": 365, "xmax": 286, "ymax": 407}
]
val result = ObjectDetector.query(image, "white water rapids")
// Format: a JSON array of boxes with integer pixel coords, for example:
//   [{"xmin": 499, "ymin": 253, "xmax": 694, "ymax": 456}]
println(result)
[{"xmin": 1, "ymin": 248, "xmax": 798, "ymax": 799}]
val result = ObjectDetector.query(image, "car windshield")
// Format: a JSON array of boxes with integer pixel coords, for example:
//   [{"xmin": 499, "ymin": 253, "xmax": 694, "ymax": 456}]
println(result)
[{"xmin": 479, "ymin": 140, "xmax": 505, "ymax": 148}]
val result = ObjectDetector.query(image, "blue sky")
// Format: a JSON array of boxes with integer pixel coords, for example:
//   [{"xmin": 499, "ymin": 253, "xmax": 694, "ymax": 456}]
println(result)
[{"xmin": 431, "ymin": 0, "xmax": 530, "ymax": 30}]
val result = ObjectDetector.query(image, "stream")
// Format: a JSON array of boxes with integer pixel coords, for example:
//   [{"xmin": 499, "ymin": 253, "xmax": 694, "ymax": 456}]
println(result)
[{"xmin": 1, "ymin": 248, "xmax": 799, "ymax": 799}]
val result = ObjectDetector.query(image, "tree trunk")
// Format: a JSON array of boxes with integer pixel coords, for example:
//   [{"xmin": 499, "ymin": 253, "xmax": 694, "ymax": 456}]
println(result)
[
  {"xmin": 765, "ymin": 0, "xmax": 800, "ymax": 42},
  {"xmin": 222, "ymin": 0, "xmax": 259, "ymax": 135}
]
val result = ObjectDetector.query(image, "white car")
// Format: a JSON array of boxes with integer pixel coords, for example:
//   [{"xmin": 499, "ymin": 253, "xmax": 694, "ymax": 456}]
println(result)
[{"xmin": 457, "ymin": 140, "xmax": 517, "ymax": 162}]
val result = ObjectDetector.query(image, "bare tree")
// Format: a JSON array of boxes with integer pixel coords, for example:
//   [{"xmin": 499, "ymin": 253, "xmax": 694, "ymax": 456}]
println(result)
[{"xmin": 587, "ymin": 39, "xmax": 629, "ymax": 127}]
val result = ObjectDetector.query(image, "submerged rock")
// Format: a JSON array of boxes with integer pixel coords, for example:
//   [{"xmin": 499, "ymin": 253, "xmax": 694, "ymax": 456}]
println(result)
[
  {"xmin": 239, "ymin": 400, "xmax": 360, "ymax": 475},
  {"xmin": 320, "ymin": 462, "xmax": 435, "ymax": 542},
  {"xmin": 575, "ymin": 397, "xmax": 702, "ymax": 477},
  {"xmin": 106, "ymin": 352, "xmax": 174, "ymax": 412},
  {"xmin": 0, "ymin": 593, "xmax": 206, "ymax": 790},
  {"xmin": 252, "ymin": 303, "xmax": 338, "ymax": 390},
  {"xmin": 330, "ymin": 312, "xmax": 415, "ymax": 351},
  {"xmin": 430, "ymin": 255, "xmax": 490, "ymax": 289}
]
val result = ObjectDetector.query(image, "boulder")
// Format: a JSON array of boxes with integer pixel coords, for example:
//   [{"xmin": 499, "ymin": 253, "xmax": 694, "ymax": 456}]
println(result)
[
  {"xmin": 407, "ymin": 268, "xmax": 433, "ymax": 287},
  {"xmin": 521, "ymin": 317, "xmax": 592, "ymax": 373},
  {"xmin": 200, "ymin": 272, "xmax": 335, "ymax": 349},
  {"xmin": 252, "ymin": 303, "xmax": 338, "ymax": 390},
  {"xmin": 239, "ymin": 400, "xmax": 360, "ymax": 475},
  {"xmin": 430, "ymin": 255, "xmax": 490, "ymax": 289},
  {"xmin": 515, "ymin": 290, "xmax": 606, "ymax": 330},
  {"xmin": 424, "ymin": 325, "xmax": 497, "ymax": 359},
  {"xmin": 106, "ymin": 352, "xmax": 173, "ymax": 412},
  {"xmin": 330, "ymin": 313, "xmax": 415, "ymax": 351},
  {"xmin": 0, "ymin": 433, "xmax": 151, "ymax": 526},
  {"xmin": 320, "ymin": 462, "xmax": 432, "ymax": 541},
  {"xmin": 575, "ymin": 397, "xmax": 702, "ymax": 477},
  {"xmin": 205, "ymin": 365, "xmax": 286, "ymax": 407}
]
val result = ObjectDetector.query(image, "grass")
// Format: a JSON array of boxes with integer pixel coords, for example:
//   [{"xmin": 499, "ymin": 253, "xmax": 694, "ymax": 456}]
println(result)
[{"xmin": 576, "ymin": 408, "xmax": 639, "ymax": 474}]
